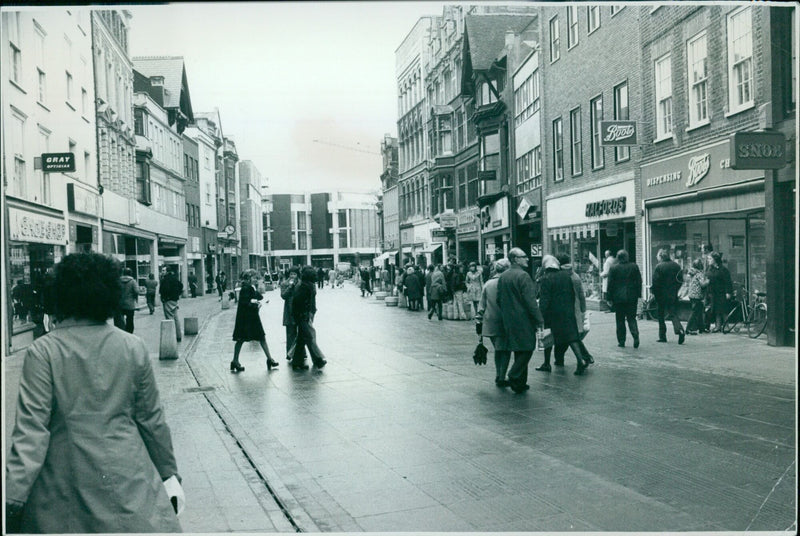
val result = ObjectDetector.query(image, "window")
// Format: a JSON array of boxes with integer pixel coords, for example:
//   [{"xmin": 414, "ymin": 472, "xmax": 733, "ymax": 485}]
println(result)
[
  {"xmin": 514, "ymin": 69, "xmax": 540, "ymax": 127},
  {"xmin": 37, "ymin": 70, "xmax": 47, "ymax": 104},
  {"xmin": 481, "ymin": 131, "xmax": 500, "ymax": 173},
  {"xmin": 8, "ymin": 12, "xmax": 22, "ymax": 85},
  {"xmin": 66, "ymin": 71, "xmax": 74, "ymax": 104},
  {"xmin": 550, "ymin": 16, "xmax": 560, "ymax": 62},
  {"xmin": 438, "ymin": 114, "xmax": 452, "ymax": 155},
  {"xmin": 516, "ymin": 146, "xmax": 542, "ymax": 194},
  {"xmin": 40, "ymin": 128, "xmax": 52, "ymax": 204},
  {"xmin": 84, "ymin": 151, "xmax": 90, "ymax": 180},
  {"xmin": 467, "ymin": 162, "xmax": 479, "ymax": 206},
  {"xmin": 570, "ymin": 107, "xmax": 583, "ymax": 175},
  {"xmin": 611, "ymin": 5, "xmax": 625, "ymax": 16},
  {"xmin": 613, "ymin": 82, "xmax": 631, "ymax": 162},
  {"xmin": 553, "ymin": 117, "xmax": 564, "ymax": 182},
  {"xmin": 81, "ymin": 88, "xmax": 88, "ymax": 115},
  {"xmin": 590, "ymin": 96, "xmax": 604, "ymax": 169},
  {"xmin": 655, "ymin": 54, "xmax": 673, "ymax": 139},
  {"xmin": 10, "ymin": 45, "xmax": 22, "ymax": 85},
  {"xmin": 479, "ymin": 79, "xmax": 498, "ymax": 106},
  {"xmin": 727, "ymin": 7, "xmax": 754, "ymax": 112},
  {"xmin": 34, "ymin": 25, "xmax": 46, "ymax": 103},
  {"xmin": 443, "ymin": 174, "xmax": 454, "ymax": 211},
  {"xmin": 567, "ymin": 6, "xmax": 579, "ymax": 48},
  {"xmin": 687, "ymin": 32, "xmax": 709, "ymax": 127},
  {"xmin": 136, "ymin": 161, "xmax": 151, "ymax": 204},
  {"xmin": 456, "ymin": 108, "xmax": 465, "ymax": 150},
  {"xmin": 184, "ymin": 154, "xmax": 189, "ymax": 179},
  {"xmin": 588, "ymin": 6, "xmax": 600, "ymax": 33},
  {"xmin": 457, "ymin": 167, "xmax": 467, "ymax": 209}
]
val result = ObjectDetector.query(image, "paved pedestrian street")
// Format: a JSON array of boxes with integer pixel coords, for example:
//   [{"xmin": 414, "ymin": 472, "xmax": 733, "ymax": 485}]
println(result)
[{"xmin": 4, "ymin": 284, "xmax": 796, "ymax": 533}]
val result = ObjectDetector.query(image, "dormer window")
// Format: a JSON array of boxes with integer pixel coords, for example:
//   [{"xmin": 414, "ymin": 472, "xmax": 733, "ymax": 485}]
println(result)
[
  {"xmin": 151, "ymin": 76, "xmax": 164, "ymax": 86},
  {"xmin": 479, "ymin": 79, "xmax": 498, "ymax": 106}
]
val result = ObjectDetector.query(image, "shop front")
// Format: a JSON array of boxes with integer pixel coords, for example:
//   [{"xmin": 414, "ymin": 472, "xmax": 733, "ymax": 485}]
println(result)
[
  {"xmin": 66, "ymin": 182, "xmax": 101, "ymax": 254},
  {"xmin": 478, "ymin": 193, "xmax": 511, "ymax": 262},
  {"xmin": 6, "ymin": 206, "xmax": 68, "ymax": 352},
  {"xmin": 103, "ymin": 221, "xmax": 158, "ymax": 289},
  {"xmin": 509, "ymin": 189, "xmax": 543, "ymax": 263},
  {"xmin": 641, "ymin": 139, "xmax": 765, "ymax": 295},
  {"xmin": 455, "ymin": 208, "xmax": 479, "ymax": 263},
  {"xmin": 546, "ymin": 179, "xmax": 637, "ymax": 303}
]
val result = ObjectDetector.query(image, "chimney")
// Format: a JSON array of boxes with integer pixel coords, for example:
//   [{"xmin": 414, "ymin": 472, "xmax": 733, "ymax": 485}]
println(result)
[{"xmin": 505, "ymin": 30, "xmax": 515, "ymax": 49}]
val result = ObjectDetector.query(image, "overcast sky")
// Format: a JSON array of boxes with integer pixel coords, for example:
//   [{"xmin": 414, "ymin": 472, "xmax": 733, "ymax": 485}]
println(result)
[{"xmin": 126, "ymin": 1, "xmax": 453, "ymax": 193}]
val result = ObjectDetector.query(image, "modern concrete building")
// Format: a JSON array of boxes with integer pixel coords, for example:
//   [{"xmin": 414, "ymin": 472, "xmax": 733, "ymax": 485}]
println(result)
[
  {"xmin": 238, "ymin": 160, "xmax": 266, "ymax": 272},
  {"xmin": 3, "ymin": 8, "xmax": 97, "ymax": 352}
]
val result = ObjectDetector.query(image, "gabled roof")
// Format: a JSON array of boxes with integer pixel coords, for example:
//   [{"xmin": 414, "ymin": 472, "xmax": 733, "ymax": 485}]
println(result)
[
  {"xmin": 132, "ymin": 56, "xmax": 193, "ymax": 120},
  {"xmin": 464, "ymin": 14, "xmax": 537, "ymax": 71}
]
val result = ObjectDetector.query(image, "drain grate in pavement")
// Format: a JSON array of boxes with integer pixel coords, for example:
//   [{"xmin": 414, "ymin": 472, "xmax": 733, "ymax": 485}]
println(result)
[{"xmin": 183, "ymin": 386, "xmax": 216, "ymax": 393}]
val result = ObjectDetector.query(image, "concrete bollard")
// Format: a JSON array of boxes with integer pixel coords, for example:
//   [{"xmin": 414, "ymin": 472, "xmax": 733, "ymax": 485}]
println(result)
[
  {"xmin": 374, "ymin": 291, "xmax": 388, "ymax": 301},
  {"xmin": 221, "ymin": 295, "xmax": 231, "ymax": 310},
  {"xmin": 184, "ymin": 316, "xmax": 199, "ymax": 336},
  {"xmin": 398, "ymin": 294, "xmax": 407, "ymax": 308},
  {"xmin": 385, "ymin": 296, "xmax": 399, "ymax": 307},
  {"xmin": 159, "ymin": 320, "xmax": 179, "ymax": 360}
]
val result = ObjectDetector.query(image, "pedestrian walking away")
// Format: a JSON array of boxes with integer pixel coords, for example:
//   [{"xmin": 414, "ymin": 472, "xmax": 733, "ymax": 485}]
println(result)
[
  {"xmin": 536, "ymin": 255, "xmax": 591, "ymax": 376},
  {"xmin": 705, "ymin": 251, "xmax": 733, "ymax": 333},
  {"xmin": 403, "ymin": 265, "xmax": 423, "ymax": 311},
  {"xmin": 281, "ymin": 266, "xmax": 303, "ymax": 362},
  {"xmin": 230, "ymin": 269, "xmax": 279, "ymax": 373},
  {"xmin": 606, "ymin": 249, "xmax": 642, "ymax": 348},
  {"xmin": 652, "ymin": 248, "xmax": 686, "ymax": 344},
  {"xmin": 144, "ymin": 272, "xmax": 158, "ymax": 314},
  {"xmin": 452, "ymin": 263, "xmax": 468, "ymax": 320},
  {"xmin": 188, "ymin": 272, "xmax": 198, "ymax": 298},
  {"xmin": 5, "ymin": 252, "xmax": 184, "ymax": 533},
  {"xmin": 496, "ymin": 247, "xmax": 544, "ymax": 393},
  {"xmin": 114, "ymin": 266, "xmax": 139, "ymax": 333},
  {"xmin": 215, "ymin": 270, "xmax": 228, "ymax": 301},
  {"xmin": 427, "ymin": 264, "xmax": 446, "ymax": 320},
  {"xmin": 160, "ymin": 269, "xmax": 184, "ymax": 343},
  {"xmin": 685, "ymin": 259, "xmax": 709, "ymax": 335},
  {"xmin": 599, "ymin": 249, "xmax": 616, "ymax": 303},
  {"xmin": 291, "ymin": 266, "xmax": 328, "ymax": 370},
  {"xmin": 475, "ymin": 258, "xmax": 512, "ymax": 387},
  {"xmin": 466, "ymin": 262, "xmax": 484, "ymax": 318}
]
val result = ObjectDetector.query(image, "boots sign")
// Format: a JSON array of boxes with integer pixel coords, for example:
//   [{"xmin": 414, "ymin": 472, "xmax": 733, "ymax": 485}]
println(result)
[
  {"xmin": 41, "ymin": 152, "xmax": 76, "ymax": 172},
  {"xmin": 599, "ymin": 121, "xmax": 637, "ymax": 146}
]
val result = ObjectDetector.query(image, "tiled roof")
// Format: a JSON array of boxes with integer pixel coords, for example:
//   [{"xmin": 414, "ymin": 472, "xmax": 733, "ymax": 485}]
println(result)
[
  {"xmin": 132, "ymin": 56, "xmax": 187, "ymax": 110},
  {"xmin": 465, "ymin": 14, "xmax": 537, "ymax": 70}
]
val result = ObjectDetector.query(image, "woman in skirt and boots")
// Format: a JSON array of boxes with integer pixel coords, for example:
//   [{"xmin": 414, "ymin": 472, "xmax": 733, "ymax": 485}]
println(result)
[{"xmin": 231, "ymin": 269, "xmax": 279, "ymax": 372}]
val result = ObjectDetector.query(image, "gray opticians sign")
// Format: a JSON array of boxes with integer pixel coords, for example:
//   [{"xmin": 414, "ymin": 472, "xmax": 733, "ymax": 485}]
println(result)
[
  {"xmin": 729, "ymin": 131, "xmax": 786, "ymax": 170},
  {"xmin": 41, "ymin": 152, "xmax": 76, "ymax": 172},
  {"xmin": 599, "ymin": 120, "xmax": 637, "ymax": 146}
]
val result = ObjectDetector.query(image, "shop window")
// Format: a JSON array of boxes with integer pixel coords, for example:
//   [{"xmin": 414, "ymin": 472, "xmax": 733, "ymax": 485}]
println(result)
[
  {"xmin": 748, "ymin": 216, "xmax": 766, "ymax": 294},
  {"xmin": 710, "ymin": 219, "xmax": 747, "ymax": 289}
]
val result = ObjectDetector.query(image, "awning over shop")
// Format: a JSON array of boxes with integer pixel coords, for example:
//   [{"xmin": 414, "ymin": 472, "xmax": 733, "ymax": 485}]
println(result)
[
  {"xmin": 401, "ymin": 247, "xmax": 413, "ymax": 253},
  {"xmin": 548, "ymin": 223, "xmax": 599, "ymax": 241},
  {"xmin": 421, "ymin": 243, "xmax": 443, "ymax": 254},
  {"xmin": 477, "ymin": 191, "xmax": 507, "ymax": 208},
  {"xmin": 375, "ymin": 250, "xmax": 399, "ymax": 262}
]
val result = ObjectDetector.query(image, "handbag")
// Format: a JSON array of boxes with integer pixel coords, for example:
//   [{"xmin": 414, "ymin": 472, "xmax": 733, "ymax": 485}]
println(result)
[
  {"xmin": 538, "ymin": 328, "xmax": 554, "ymax": 349},
  {"xmin": 473, "ymin": 337, "xmax": 488, "ymax": 365}
]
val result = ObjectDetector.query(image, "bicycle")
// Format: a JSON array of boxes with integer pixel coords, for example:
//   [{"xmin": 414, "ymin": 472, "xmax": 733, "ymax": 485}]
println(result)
[{"xmin": 722, "ymin": 286, "xmax": 768, "ymax": 338}]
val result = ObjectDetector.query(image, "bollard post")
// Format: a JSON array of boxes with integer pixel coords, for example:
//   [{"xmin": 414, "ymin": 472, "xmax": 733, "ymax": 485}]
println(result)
[
  {"xmin": 159, "ymin": 320, "xmax": 179, "ymax": 360},
  {"xmin": 221, "ymin": 295, "xmax": 231, "ymax": 310},
  {"xmin": 184, "ymin": 316, "xmax": 198, "ymax": 336}
]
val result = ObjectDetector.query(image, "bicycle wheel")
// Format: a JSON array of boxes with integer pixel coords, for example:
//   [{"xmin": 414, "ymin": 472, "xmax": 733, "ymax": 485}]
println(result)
[
  {"xmin": 644, "ymin": 298, "xmax": 658, "ymax": 321},
  {"xmin": 748, "ymin": 303, "xmax": 767, "ymax": 338},
  {"xmin": 722, "ymin": 306, "xmax": 741, "ymax": 333}
]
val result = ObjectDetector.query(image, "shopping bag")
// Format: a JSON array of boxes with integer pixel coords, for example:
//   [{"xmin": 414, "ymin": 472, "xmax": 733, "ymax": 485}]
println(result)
[{"xmin": 539, "ymin": 328, "xmax": 554, "ymax": 349}]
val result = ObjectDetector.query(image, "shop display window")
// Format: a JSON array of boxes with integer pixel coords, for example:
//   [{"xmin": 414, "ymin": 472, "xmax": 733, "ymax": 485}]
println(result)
[
  {"xmin": 8, "ymin": 243, "xmax": 63, "ymax": 335},
  {"xmin": 575, "ymin": 236, "xmax": 600, "ymax": 300},
  {"xmin": 710, "ymin": 219, "xmax": 747, "ymax": 289},
  {"xmin": 748, "ymin": 216, "xmax": 766, "ymax": 294}
]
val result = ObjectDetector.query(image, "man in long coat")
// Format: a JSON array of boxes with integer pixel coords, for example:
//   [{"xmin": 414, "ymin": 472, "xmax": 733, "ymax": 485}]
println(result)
[
  {"xmin": 496, "ymin": 247, "xmax": 544, "ymax": 393},
  {"xmin": 606, "ymin": 249, "xmax": 642, "ymax": 348},
  {"xmin": 651, "ymin": 248, "xmax": 685, "ymax": 344}
]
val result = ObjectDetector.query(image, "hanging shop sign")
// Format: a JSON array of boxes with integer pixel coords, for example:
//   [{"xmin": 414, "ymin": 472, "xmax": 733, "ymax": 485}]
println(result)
[
  {"xmin": 599, "ymin": 120, "xmax": 637, "ymax": 146},
  {"xmin": 431, "ymin": 229, "xmax": 449, "ymax": 241},
  {"xmin": 8, "ymin": 207, "xmax": 67, "ymax": 245},
  {"xmin": 729, "ymin": 131, "xmax": 786, "ymax": 170},
  {"xmin": 641, "ymin": 140, "xmax": 763, "ymax": 200},
  {"xmin": 585, "ymin": 196, "xmax": 626, "ymax": 218},
  {"xmin": 530, "ymin": 243, "xmax": 543, "ymax": 257},
  {"xmin": 439, "ymin": 213, "xmax": 457, "ymax": 228}
]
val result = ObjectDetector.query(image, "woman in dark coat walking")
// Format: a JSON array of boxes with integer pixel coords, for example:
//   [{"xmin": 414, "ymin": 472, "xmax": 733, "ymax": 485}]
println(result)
[
  {"xmin": 403, "ymin": 266, "xmax": 424, "ymax": 311},
  {"xmin": 537, "ymin": 255, "xmax": 590, "ymax": 375},
  {"xmin": 291, "ymin": 266, "xmax": 327, "ymax": 370},
  {"xmin": 231, "ymin": 269, "xmax": 279, "ymax": 372},
  {"xmin": 705, "ymin": 251, "xmax": 733, "ymax": 332}
]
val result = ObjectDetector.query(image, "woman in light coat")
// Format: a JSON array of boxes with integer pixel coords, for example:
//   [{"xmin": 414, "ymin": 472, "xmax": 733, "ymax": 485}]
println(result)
[
  {"xmin": 5, "ymin": 253, "xmax": 183, "ymax": 533},
  {"xmin": 465, "ymin": 262, "xmax": 484, "ymax": 317},
  {"xmin": 475, "ymin": 259, "xmax": 511, "ymax": 387}
]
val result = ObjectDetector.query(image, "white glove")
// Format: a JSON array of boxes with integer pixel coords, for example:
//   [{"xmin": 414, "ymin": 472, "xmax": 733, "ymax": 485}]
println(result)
[{"xmin": 163, "ymin": 475, "xmax": 185, "ymax": 516}]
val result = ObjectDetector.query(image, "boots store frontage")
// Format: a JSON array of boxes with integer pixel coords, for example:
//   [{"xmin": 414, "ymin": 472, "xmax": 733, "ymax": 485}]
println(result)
[{"xmin": 641, "ymin": 139, "xmax": 766, "ymax": 296}]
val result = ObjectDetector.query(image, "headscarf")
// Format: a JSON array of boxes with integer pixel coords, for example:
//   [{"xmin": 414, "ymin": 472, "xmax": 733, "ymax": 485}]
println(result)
[{"xmin": 541, "ymin": 254, "xmax": 560, "ymax": 271}]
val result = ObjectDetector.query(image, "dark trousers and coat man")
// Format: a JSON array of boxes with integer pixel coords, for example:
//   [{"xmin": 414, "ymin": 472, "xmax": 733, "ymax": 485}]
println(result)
[
  {"xmin": 160, "ymin": 272, "xmax": 183, "ymax": 342},
  {"xmin": 291, "ymin": 267, "xmax": 327, "ymax": 370},
  {"xmin": 706, "ymin": 252, "xmax": 733, "ymax": 332},
  {"xmin": 280, "ymin": 269, "xmax": 301, "ymax": 360},
  {"xmin": 651, "ymin": 250, "xmax": 686, "ymax": 344},
  {"xmin": 144, "ymin": 275, "xmax": 158, "ymax": 314},
  {"xmin": 114, "ymin": 269, "xmax": 139, "ymax": 333},
  {"xmin": 475, "ymin": 259, "xmax": 511, "ymax": 386},
  {"xmin": 426, "ymin": 266, "xmax": 446, "ymax": 320},
  {"xmin": 606, "ymin": 250, "xmax": 642, "ymax": 348},
  {"xmin": 496, "ymin": 248, "xmax": 544, "ymax": 393}
]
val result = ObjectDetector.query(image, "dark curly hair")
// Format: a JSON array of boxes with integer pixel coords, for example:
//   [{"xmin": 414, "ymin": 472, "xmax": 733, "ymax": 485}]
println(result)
[
  {"xmin": 300, "ymin": 265, "xmax": 317, "ymax": 283},
  {"xmin": 51, "ymin": 253, "xmax": 122, "ymax": 322}
]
